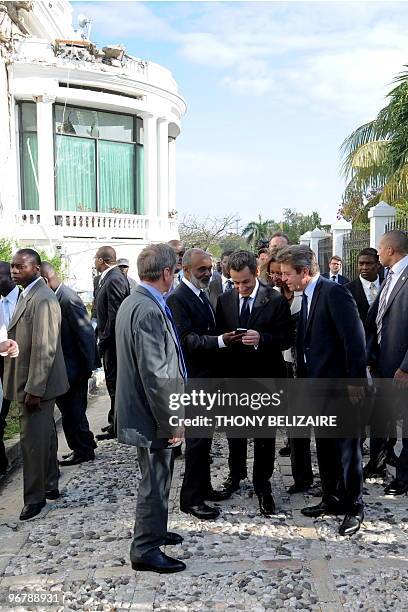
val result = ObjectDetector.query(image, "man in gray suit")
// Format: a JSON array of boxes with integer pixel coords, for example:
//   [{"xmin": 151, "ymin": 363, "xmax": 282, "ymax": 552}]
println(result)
[
  {"xmin": 116, "ymin": 243, "xmax": 186, "ymax": 574},
  {"xmin": 366, "ymin": 230, "xmax": 408, "ymax": 494},
  {"xmin": 4, "ymin": 249, "xmax": 69, "ymax": 521}
]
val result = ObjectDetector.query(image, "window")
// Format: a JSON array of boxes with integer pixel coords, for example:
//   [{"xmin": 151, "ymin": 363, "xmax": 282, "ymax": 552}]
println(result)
[
  {"xmin": 54, "ymin": 105, "xmax": 144, "ymax": 214},
  {"xmin": 20, "ymin": 103, "xmax": 39, "ymax": 210}
]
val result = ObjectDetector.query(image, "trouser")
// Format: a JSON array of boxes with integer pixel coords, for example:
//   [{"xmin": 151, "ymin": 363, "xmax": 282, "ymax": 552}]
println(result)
[
  {"xmin": 130, "ymin": 447, "xmax": 174, "ymax": 559},
  {"xmin": 227, "ymin": 437, "xmax": 276, "ymax": 494},
  {"xmin": 289, "ymin": 435, "xmax": 314, "ymax": 486},
  {"xmin": 19, "ymin": 398, "xmax": 59, "ymax": 505},
  {"xmin": 102, "ymin": 345, "xmax": 117, "ymax": 433},
  {"xmin": 0, "ymin": 397, "xmax": 11, "ymax": 473},
  {"xmin": 56, "ymin": 379, "xmax": 96, "ymax": 457},
  {"xmin": 316, "ymin": 437, "xmax": 363, "ymax": 513},
  {"xmin": 180, "ymin": 437, "xmax": 212, "ymax": 507}
]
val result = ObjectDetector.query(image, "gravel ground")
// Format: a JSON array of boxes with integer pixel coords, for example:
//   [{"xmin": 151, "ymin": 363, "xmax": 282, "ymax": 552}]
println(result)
[{"xmin": 0, "ymin": 394, "xmax": 408, "ymax": 611}]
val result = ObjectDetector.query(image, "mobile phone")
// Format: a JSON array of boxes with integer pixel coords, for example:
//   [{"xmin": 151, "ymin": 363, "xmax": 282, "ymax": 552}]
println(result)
[{"xmin": 235, "ymin": 328, "xmax": 247, "ymax": 334}]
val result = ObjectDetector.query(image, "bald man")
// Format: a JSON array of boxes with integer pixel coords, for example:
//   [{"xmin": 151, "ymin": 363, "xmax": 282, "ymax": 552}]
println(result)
[
  {"xmin": 366, "ymin": 230, "xmax": 408, "ymax": 495},
  {"xmin": 94, "ymin": 246, "xmax": 130, "ymax": 439},
  {"xmin": 41, "ymin": 263, "xmax": 98, "ymax": 465}
]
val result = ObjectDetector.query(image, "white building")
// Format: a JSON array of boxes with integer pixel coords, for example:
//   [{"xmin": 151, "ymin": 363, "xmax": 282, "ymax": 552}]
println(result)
[{"xmin": 0, "ymin": 1, "xmax": 186, "ymax": 293}]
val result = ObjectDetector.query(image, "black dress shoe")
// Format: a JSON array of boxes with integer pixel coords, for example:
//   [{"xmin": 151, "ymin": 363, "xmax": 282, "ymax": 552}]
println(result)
[
  {"xmin": 206, "ymin": 488, "xmax": 231, "ymax": 501},
  {"xmin": 384, "ymin": 479, "xmax": 408, "ymax": 496},
  {"xmin": 181, "ymin": 502, "xmax": 220, "ymax": 520},
  {"xmin": 45, "ymin": 489, "xmax": 60, "ymax": 500},
  {"xmin": 61, "ymin": 451, "xmax": 74, "ymax": 460},
  {"xmin": 301, "ymin": 500, "xmax": 344, "ymax": 518},
  {"xmin": 338, "ymin": 513, "xmax": 364, "ymax": 536},
  {"xmin": 96, "ymin": 432, "xmax": 116, "ymax": 441},
  {"xmin": 59, "ymin": 452, "xmax": 95, "ymax": 466},
  {"xmin": 222, "ymin": 476, "xmax": 241, "ymax": 496},
  {"xmin": 132, "ymin": 548, "xmax": 186, "ymax": 573},
  {"xmin": 20, "ymin": 501, "xmax": 46, "ymax": 521},
  {"xmin": 287, "ymin": 482, "xmax": 313, "ymax": 494},
  {"xmin": 385, "ymin": 451, "xmax": 399, "ymax": 468},
  {"xmin": 279, "ymin": 445, "xmax": 291, "ymax": 457},
  {"xmin": 363, "ymin": 463, "xmax": 386, "ymax": 480},
  {"xmin": 258, "ymin": 492, "xmax": 276, "ymax": 517},
  {"xmin": 165, "ymin": 532, "xmax": 183, "ymax": 545},
  {"xmin": 101, "ymin": 425, "xmax": 111, "ymax": 432}
]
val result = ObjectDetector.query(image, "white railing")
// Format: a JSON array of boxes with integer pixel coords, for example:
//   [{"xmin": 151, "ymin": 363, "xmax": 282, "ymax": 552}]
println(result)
[{"xmin": 14, "ymin": 210, "xmax": 177, "ymax": 241}]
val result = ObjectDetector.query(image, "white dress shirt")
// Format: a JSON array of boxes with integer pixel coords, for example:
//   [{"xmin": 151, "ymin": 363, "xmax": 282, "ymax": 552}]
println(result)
[
  {"xmin": 98, "ymin": 265, "xmax": 116, "ymax": 285},
  {"xmin": 238, "ymin": 278, "xmax": 259, "ymax": 315},
  {"xmin": 221, "ymin": 274, "xmax": 233, "ymax": 292},
  {"xmin": 385, "ymin": 254, "xmax": 408, "ymax": 304},
  {"xmin": 22, "ymin": 276, "xmax": 42, "ymax": 298},
  {"xmin": 1, "ymin": 285, "xmax": 19, "ymax": 328},
  {"xmin": 304, "ymin": 274, "xmax": 321, "ymax": 316},
  {"xmin": 359, "ymin": 275, "xmax": 380, "ymax": 306}
]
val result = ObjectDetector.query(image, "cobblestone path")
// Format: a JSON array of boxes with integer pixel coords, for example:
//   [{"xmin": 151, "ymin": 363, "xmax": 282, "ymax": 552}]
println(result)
[{"xmin": 0, "ymin": 393, "xmax": 407, "ymax": 611}]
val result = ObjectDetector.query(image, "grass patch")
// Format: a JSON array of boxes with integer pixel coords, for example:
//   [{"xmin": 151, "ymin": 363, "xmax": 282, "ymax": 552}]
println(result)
[{"xmin": 4, "ymin": 402, "xmax": 19, "ymax": 440}]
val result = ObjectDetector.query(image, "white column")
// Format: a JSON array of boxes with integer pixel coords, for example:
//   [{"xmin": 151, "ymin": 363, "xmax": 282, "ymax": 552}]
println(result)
[
  {"xmin": 143, "ymin": 114, "xmax": 158, "ymax": 218},
  {"xmin": 157, "ymin": 118, "xmax": 169, "ymax": 218},
  {"xmin": 309, "ymin": 227, "xmax": 327, "ymax": 263},
  {"xmin": 299, "ymin": 230, "xmax": 312, "ymax": 246},
  {"xmin": 35, "ymin": 95, "xmax": 55, "ymax": 225},
  {"xmin": 368, "ymin": 201, "xmax": 396, "ymax": 248},
  {"xmin": 331, "ymin": 217, "xmax": 352, "ymax": 260},
  {"xmin": 168, "ymin": 137, "xmax": 176, "ymax": 214}
]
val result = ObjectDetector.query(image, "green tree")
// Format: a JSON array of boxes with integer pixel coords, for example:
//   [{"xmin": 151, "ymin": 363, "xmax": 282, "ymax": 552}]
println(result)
[
  {"xmin": 0, "ymin": 238, "xmax": 14, "ymax": 261},
  {"xmin": 219, "ymin": 233, "xmax": 247, "ymax": 253},
  {"xmin": 241, "ymin": 215, "xmax": 276, "ymax": 248},
  {"xmin": 341, "ymin": 67, "xmax": 408, "ymax": 212},
  {"xmin": 280, "ymin": 208, "xmax": 322, "ymax": 243}
]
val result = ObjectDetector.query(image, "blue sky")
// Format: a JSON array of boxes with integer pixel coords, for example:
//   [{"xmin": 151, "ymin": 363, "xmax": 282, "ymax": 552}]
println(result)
[{"xmin": 73, "ymin": 1, "xmax": 408, "ymax": 228}]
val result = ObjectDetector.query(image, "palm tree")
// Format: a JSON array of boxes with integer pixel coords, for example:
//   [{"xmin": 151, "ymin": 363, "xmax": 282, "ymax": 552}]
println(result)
[
  {"xmin": 341, "ymin": 67, "xmax": 408, "ymax": 209},
  {"xmin": 241, "ymin": 215, "xmax": 276, "ymax": 248}
]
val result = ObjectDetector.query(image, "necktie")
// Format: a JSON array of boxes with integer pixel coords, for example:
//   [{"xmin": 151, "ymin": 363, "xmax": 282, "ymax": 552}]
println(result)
[
  {"xmin": 199, "ymin": 290, "xmax": 216, "ymax": 326},
  {"xmin": 376, "ymin": 270, "xmax": 394, "ymax": 344},
  {"xmin": 299, "ymin": 292, "xmax": 308, "ymax": 340},
  {"xmin": 2, "ymin": 299, "xmax": 10, "ymax": 328},
  {"xmin": 239, "ymin": 296, "xmax": 251, "ymax": 328},
  {"xmin": 331, "ymin": 275, "xmax": 336, "ymax": 282},
  {"xmin": 368, "ymin": 282, "xmax": 378, "ymax": 305},
  {"xmin": 164, "ymin": 303, "xmax": 188, "ymax": 380},
  {"xmin": 225, "ymin": 279, "xmax": 234, "ymax": 292}
]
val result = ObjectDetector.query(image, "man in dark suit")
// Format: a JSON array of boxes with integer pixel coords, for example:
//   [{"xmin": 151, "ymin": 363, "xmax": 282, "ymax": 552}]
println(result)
[
  {"xmin": 279, "ymin": 245, "xmax": 366, "ymax": 536},
  {"xmin": 40, "ymin": 263, "xmax": 98, "ymax": 465},
  {"xmin": 116, "ymin": 243, "xmax": 186, "ymax": 574},
  {"xmin": 167, "ymin": 249, "xmax": 234, "ymax": 520},
  {"xmin": 94, "ymin": 246, "xmax": 130, "ymax": 440},
  {"xmin": 322, "ymin": 255, "xmax": 349, "ymax": 284},
  {"xmin": 0, "ymin": 261, "xmax": 21, "ymax": 475},
  {"xmin": 208, "ymin": 250, "xmax": 234, "ymax": 309},
  {"xmin": 216, "ymin": 250, "xmax": 293, "ymax": 516},
  {"xmin": 345, "ymin": 248, "xmax": 381, "ymax": 329},
  {"xmin": 366, "ymin": 230, "xmax": 408, "ymax": 495}
]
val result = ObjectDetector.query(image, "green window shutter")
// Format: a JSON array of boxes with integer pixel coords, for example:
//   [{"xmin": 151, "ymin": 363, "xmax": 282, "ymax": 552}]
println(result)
[
  {"xmin": 55, "ymin": 135, "xmax": 96, "ymax": 212},
  {"xmin": 21, "ymin": 134, "xmax": 39, "ymax": 210},
  {"xmin": 98, "ymin": 140, "xmax": 135, "ymax": 214},
  {"xmin": 136, "ymin": 144, "xmax": 145, "ymax": 215}
]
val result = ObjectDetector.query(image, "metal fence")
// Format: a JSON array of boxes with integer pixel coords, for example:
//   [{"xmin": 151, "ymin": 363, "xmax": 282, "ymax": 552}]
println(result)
[
  {"xmin": 318, "ymin": 235, "xmax": 333, "ymax": 274},
  {"xmin": 342, "ymin": 228, "xmax": 370, "ymax": 281},
  {"xmin": 385, "ymin": 217, "xmax": 408, "ymax": 234}
]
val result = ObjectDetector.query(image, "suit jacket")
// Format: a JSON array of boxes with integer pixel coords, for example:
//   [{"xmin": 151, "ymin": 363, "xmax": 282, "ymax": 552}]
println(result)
[
  {"xmin": 3, "ymin": 278, "xmax": 69, "ymax": 402},
  {"xmin": 366, "ymin": 264, "xmax": 408, "ymax": 377},
  {"xmin": 95, "ymin": 267, "xmax": 130, "ymax": 354},
  {"xmin": 115, "ymin": 286, "xmax": 185, "ymax": 448},
  {"xmin": 322, "ymin": 272, "xmax": 350, "ymax": 285},
  {"xmin": 216, "ymin": 282, "xmax": 293, "ymax": 378},
  {"xmin": 56, "ymin": 284, "xmax": 99, "ymax": 385},
  {"xmin": 296, "ymin": 276, "xmax": 366, "ymax": 379},
  {"xmin": 208, "ymin": 276, "xmax": 223, "ymax": 310},
  {"xmin": 167, "ymin": 281, "xmax": 218, "ymax": 378},
  {"xmin": 344, "ymin": 278, "xmax": 371, "ymax": 330}
]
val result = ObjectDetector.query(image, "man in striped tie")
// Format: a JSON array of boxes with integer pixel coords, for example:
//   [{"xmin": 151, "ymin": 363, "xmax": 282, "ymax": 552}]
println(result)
[{"xmin": 366, "ymin": 230, "xmax": 408, "ymax": 494}]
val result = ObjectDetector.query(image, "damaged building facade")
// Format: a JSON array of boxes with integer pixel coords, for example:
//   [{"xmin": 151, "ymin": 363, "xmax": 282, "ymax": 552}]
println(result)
[{"xmin": 0, "ymin": 1, "xmax": 186, "ymax": 292}]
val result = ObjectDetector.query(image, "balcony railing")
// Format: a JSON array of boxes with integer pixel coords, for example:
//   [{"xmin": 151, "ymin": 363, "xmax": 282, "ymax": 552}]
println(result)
[{"xmin": 14, "ymin": 210, "xmax": 177, "ymax": 242}]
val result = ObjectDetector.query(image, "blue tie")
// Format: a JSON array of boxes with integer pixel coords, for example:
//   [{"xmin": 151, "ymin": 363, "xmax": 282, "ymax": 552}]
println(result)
[{"xmin": 164, "ymin": 303, "xmax": 188, "ymax": 380}]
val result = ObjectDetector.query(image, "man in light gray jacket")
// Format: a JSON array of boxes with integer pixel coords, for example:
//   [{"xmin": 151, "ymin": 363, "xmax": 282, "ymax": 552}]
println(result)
[{"xmin": 116, "ymin": 243, "xmax": 186, "ymax": 574}]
